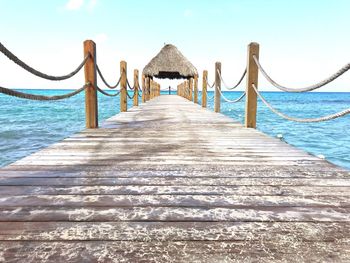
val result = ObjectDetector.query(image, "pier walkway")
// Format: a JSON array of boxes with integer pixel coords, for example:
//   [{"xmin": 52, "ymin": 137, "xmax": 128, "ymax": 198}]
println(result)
[{"xmin": 0, "ymin": 95, "xmax": 349, "ymax": 262}]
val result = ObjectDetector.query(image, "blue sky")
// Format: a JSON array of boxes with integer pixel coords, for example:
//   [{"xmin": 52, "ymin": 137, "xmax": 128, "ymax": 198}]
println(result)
[{"xmin": 0, "ymin": 0, "xmax": 349, "ymax": 91}]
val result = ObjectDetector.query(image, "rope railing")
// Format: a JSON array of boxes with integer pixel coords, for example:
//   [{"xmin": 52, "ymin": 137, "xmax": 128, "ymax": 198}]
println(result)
[
  {"xmin": 217, "ymin": 68, "xmax": 246, "ymax": 90},
  {"xmin": 0, "ymin": 40, "xmax": 146, "ymax": 128},
  {"xmin": 126, "ymin": 78, "xmax": 134, "ymax": 90},
  {"xmin": 253, "ymin": 55, "xmax": 350, "ymax": 92},
  {"xmin": 0, "ymin": 42, "xmax": 88, "ymax": 81},
  {"xmin": 126, "ymin": 90, "xmax": 135, "ymax": 99},
  {"xmin": 206, "ymin": 80, "xmax": 215, "ymax": 89},
  {"xmin": 96, "ymin": 86, "xmax": 121, "ymax": 97},
  {"xmin": 96, "ymin": 65, "xmax": 121, "ymax": 89},
  {"xmin": 0, "ymin": 84, "xmax": 89, "ymax": 101},
  {"xmin": 217, "ymin": 88, "xmax": 246, "ymax": 103},
  {"xmin": 252, "ymin": 84, "xmax": 350, "ymax": 122}
]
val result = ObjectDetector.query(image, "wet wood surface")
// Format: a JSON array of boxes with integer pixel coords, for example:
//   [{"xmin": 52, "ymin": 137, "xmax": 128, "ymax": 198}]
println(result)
[{"xmin": 0, "ymin": 95, "xmax": 349, "ymax": 262}]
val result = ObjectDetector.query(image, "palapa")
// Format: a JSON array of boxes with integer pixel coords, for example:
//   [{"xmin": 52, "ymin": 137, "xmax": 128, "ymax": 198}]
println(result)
[{"xmin": 143, "ymin": 44, "xmax": 198, "ymax": 79}]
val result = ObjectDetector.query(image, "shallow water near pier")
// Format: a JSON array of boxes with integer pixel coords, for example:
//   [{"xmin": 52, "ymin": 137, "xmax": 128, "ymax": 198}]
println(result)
[{"xmin": 0, "ymin": 90, "xmax": 349, "ymax": 170}]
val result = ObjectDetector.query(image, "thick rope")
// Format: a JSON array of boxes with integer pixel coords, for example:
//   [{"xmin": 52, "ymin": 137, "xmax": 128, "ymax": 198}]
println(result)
[
  {"xmin": 126, "ymin": 90, "xmax": 135, "ymax": 99},
  {"xmin": 253, "ymin": 55, "xmax": 350, "ymax": 92},
  {"xmin": 218, "ymin": 68, "xmax": 246, "ymax": 90},
  {"xmin": 218, "ymin": 88, "xmax": 246, "ymax": 103},
  {"xmin": 252, "ymin": 84, "xmax": 350, "ymax": 122},
  {"xmin": 96, "ymin": 65, "xmax": 121, "ymax": 89},
  {"xmin": 126, "ymin": 78, "xmax": 134, "ymax": 90},
  {"xmin": 0, "ymin": 42, "xmax": 88, "ymax": 81},
  {"xmin": 0, "ymin": 84, "xmax": 89, "ymax": 101},
  {"xmin": 96, "ymin": 86, "xmax": 121, "ymax": 97},
  {"xmin": 206, "ymin": 80, "xmax": 215, "ymax": 89}
]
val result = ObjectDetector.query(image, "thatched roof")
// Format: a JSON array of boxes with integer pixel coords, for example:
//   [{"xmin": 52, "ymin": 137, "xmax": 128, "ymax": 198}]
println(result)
[{"xmin": 143, "ymin": 44, "xmax": 198, "ymax": 79}]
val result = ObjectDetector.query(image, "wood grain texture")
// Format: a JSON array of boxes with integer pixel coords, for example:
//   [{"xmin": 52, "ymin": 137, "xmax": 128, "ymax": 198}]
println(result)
[
  {"xmin": 84, "ymin": 40, "xmax": 98, "ymax": 128},
  {"xmin": 0, "ymin": 95, "xmax": 349, "ymax": 262}
]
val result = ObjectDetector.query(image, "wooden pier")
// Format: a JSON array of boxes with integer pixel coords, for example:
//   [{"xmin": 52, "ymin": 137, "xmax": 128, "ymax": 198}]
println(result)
[{"xmin": 0, "ymin": 95, "xmax": 349, "ymax": 262}]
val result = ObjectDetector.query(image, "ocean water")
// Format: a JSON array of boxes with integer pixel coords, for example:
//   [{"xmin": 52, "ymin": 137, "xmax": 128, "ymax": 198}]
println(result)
[{"xmin": 0, "ymin": 90, "xmax": 349, "ymax": 170}]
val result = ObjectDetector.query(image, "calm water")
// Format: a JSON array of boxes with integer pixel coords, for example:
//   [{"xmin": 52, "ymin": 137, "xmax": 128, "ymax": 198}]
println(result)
[{"xmin": 0, "ymin": 90, "xmax": 349, "ymax": 170}]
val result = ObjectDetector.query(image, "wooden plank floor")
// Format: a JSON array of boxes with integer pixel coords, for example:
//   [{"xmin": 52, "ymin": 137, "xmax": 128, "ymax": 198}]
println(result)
[{"xmin": 0, "ymin": 95, "xmax": 349, "ymax": 262}]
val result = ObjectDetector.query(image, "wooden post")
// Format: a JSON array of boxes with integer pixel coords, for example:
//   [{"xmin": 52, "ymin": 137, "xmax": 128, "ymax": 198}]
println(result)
[
  {"xmin": 120, "ymin": 61, "xmax": 127, "ymax": 112},
  {"xmin": 194, "ymin": 75, "xmax": 198, "ymax": 104},
  {"xmin": 145, "ymin": 77, "xmax": 150, "ymax": 101},
  {"xmin": 189, "ymin": 78, "xmax": 193, "ymax": 101},
  {"xmin": 84, "ymin": 40, "xmax": 98, "ymax": 128},
  {"xmin": 245, "ymin": 42, "xmax": 259, "ymax": 128},
  {"xmin": 202, "ymin": 70, "xmax": 208, "ymax": 108},
  {"xmin": 214, "ymin": 62, "xmax": 221, "ymax": 113},
  {"xmin": 142, "ymin": 74, "xmax": 146, "ymax": 103},
  {"xmin": 183, "ymin": 82, "xmax": 185, "ymax": 98},
  {"xmin": 133, "ymin": 69, "xmax": 139, "ymax": 106},
  {"xmin": 150, "ymin": 80, "xmax": 154, "ymax": 99}
]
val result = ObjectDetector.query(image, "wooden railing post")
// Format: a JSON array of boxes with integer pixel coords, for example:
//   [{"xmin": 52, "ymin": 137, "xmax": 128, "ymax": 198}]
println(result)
[
  {"xmin": 133, "ymin": 69, "xmax": 139, "ymax": 106},
  {"xmin": 145, "ymin": 77, "xmax": 150, "ymax": 101},
  {"xmin": 84, "ymin": 40, "xmax": 98, "ymax": 128},
  {"xmin": 142, "ymin": 74, "xmax": 146, "ymax": 103},
  {"xmin": 245, "ymin": 42, "xmax": 259, "ymax": 128},
  {"xmin": 189, "ymin": 78, "xmax": 193, "ymax": 101},
  {"xmin": 202, "ymin": 70, "xmax": 207, "ymax": 108},
  {"xmin": 194, "ymin": 74, "xmax": 198, "ymax": 103},
  {"xmin": 214, "ymin": 62, "xmax": 221, "ymax": 113},
  {"xmin": 120, "ymin": 61, "xmax": 127, "ymax": 112}
]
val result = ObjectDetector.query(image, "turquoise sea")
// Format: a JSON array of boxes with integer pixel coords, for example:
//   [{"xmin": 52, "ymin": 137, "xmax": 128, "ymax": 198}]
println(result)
[{"xmin": 0, "ymin": 90, "xmax": 349, "ymax": 170}]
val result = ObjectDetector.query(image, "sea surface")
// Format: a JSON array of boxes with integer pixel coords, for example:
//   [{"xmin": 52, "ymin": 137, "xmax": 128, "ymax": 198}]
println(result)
[{"xmin": 0, "ymin": 90, "xmax": 349, "ymax": 170}]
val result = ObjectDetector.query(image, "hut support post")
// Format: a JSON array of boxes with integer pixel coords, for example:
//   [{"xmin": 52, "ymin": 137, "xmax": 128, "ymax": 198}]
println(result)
[
  {"xmin": 214, "ymin": 62, "xmax": 221, "ymax": 113},
  {"xmin": 120, "ymin": 61, "xmax": 127, "ymax": 112},
  {"xmin": 185, "ymin": 81, "xmax": 189, "ymax": 100},
  {"xmin": 245, "ymin": 42, "xmax": 259, "ymax": 128},
  {"xmin": 202, "ymin": 70, "xmax": 208, "ymax": 108},
  {"xmin": 145, "ymin": 77, "xmax": 150, "ymax": 101},
  {"xmin": 194, "ymin": 75, "xmax": 198, "ymax": 103},
  {"xmin": 189, "ymin": 78, "xmax": 193, "ymax": 101},
  {"xmin": 142, "ymin": 75, "xmax": 146, "ymax": 103},
  {"xmin": 133, "ymin": 69, "xmax": 139, "ymax": 106},
  {"xmin": 151, "ymin": 80, "xmax": 154, "ymax": 99},
  {"xmin": 84, "ymin": 40, "xmax": 98, "ymax": 129}
]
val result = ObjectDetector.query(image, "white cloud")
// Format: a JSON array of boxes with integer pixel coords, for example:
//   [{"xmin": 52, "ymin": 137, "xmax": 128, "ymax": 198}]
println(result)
[{"xmin": 65, "ymin": 0, "xmax": 84, "ymax": 10}]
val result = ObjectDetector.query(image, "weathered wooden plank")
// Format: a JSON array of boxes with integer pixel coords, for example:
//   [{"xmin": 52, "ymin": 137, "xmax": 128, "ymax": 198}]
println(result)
[
  {"xmin": 0, "ymin": 185, "xmax": 349, "ymax": 196},
  {"xmin": 0, "ymin": 207, "xmax": 349, "ymax": 222},
  {"xmin": 1, "ymin": 176, "xmax": 350, "ymax": 187},
  {"xmin": 0, "ymin": 222, "xmax": 349, "ymax": 240},
  {"xmin": 0, "ymin": 194, "xmax": 348, "ymax": 208},
  {"xmin": 1, "ymin": 164, "xmax": 346, "ymax": 174},
  {"xmin": 0, "ymin": 241, "xmax": 349, "ymax": 263}
]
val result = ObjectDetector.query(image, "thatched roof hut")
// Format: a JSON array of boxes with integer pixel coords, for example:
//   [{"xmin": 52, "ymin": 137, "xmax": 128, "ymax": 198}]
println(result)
[{"xmin": 143, "ymin": 44, "xmax": 198, "ymax": 79}]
